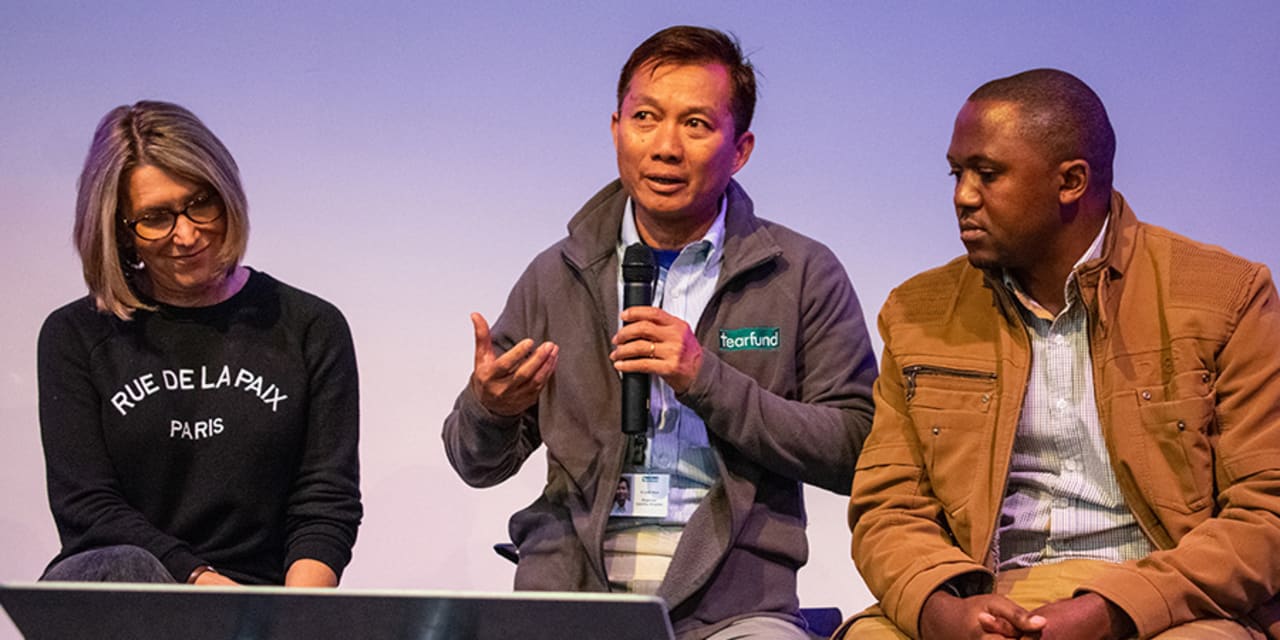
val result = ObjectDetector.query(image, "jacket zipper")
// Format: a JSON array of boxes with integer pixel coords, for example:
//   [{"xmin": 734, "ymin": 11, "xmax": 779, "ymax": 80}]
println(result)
[
  {"xmin": 901, "ymin": 363, "xmax": 1004, "ymax": 573},
  {"xmin": 902, "ymin": 364, "xmax": 997, "ymax": 401}
]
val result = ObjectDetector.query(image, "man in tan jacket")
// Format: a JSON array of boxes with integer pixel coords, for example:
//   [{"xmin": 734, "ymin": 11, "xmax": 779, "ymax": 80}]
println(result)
[{"xmin": 844, "ymin": 68, "xmax": 1280, "ymax": 639}]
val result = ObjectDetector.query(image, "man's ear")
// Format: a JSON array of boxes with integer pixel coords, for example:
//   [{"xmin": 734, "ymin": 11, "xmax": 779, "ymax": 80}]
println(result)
[
  {"xmin": 1058, "ymin": 159, "xmax": 1090, "ymax": 205},
  {"xmin": 731, "ymin": 130, "xmax": 755, "ymax": 174}
]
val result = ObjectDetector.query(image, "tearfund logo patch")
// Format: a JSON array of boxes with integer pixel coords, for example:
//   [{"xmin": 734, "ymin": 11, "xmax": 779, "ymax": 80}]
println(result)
[{"xmin": 718, "ymin": 327, "xmax": 780, "ymax": 351}]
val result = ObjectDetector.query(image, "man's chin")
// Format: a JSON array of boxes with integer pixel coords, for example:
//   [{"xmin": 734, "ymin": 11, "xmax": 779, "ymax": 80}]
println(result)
[
  {"xmin": 964, "ymin": 250, "xmax": 1002, "ymax": 272},
  {"xmin": 631, "ymin": 197, "xmax": 689, "ymax": 219}
]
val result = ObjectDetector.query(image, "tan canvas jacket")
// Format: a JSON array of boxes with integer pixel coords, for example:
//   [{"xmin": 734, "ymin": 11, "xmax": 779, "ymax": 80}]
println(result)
[{"xmin": 849, "ymin": 191, "xmax": 1280, "ymax": 639}]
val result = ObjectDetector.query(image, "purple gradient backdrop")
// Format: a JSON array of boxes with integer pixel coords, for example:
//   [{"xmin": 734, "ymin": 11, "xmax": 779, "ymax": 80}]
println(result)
[{"xmin": 3, "ymin": 2, "xmax": 1278, "ymax": 635}]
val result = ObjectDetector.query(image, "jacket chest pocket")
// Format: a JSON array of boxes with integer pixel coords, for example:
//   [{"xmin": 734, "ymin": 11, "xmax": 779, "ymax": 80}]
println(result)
[
  {"xmin": 1134, "ymin": 369, "xmax": 1217, "ymax": 513},
  {"xmin": 904, "ymin": 365, "xmax": 998, "ymax": 518}
]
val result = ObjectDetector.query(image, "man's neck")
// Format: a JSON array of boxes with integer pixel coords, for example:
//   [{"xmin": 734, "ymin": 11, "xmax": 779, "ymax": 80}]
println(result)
[
  {"xmin": 634, "ymin": 207, "xmax": 718, "ymax": 250},
  {"xmin": 1010, "ymin": 266, "xmax": 1072, "ymax": 316},
  {"xmin": 1010, "ymin": 208, "xmax": 1109, "ymax": 316}
]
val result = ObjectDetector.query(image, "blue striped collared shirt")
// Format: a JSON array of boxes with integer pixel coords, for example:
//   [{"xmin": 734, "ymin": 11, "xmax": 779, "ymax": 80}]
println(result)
[{"xmin": 603, "ymin": 196, "xmax": 726, "ymax": 592}]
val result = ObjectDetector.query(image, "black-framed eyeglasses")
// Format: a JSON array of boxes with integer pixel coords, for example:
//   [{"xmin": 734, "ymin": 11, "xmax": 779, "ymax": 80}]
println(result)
[{"xmin": 122, "ymin": 191, "xmax": 225, "ymax": 241}]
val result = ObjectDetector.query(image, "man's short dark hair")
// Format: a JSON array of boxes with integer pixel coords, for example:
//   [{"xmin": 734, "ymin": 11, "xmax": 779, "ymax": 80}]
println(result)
[
  {"xmin": 616, "ymin": 25, "xmax": 757, "ymax": 138},
  {"xmin": 970, "ymin": 68, "xmax": 1116, "ymax": 191}
]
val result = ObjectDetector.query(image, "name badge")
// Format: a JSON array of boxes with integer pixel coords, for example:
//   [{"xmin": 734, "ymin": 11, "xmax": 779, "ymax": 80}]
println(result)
[{"xmin": 610, "ymin": 473, "xmax": 669, "ymax": 518}]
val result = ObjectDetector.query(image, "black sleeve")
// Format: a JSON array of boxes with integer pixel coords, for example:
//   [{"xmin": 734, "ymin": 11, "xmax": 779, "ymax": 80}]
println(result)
[{"xmin": 283, "ymin": 301, "xmax": 363, "ymax": 579}]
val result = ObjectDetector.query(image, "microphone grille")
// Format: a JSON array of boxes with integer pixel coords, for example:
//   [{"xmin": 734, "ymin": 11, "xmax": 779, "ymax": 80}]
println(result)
[{"xmin": 622, "ymin": 243, "xmax": 656, "ymax": 282}]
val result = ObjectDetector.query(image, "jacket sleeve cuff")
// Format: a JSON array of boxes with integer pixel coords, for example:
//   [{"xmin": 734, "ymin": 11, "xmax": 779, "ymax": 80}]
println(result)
[
  {"xmin": 457, "ymin": 385, "xmax": 524, "ymax": 433},
  {"xmin": 939, "ymin": 570, "xmax": 994, "ymax": 598},
  {"xmin": 443, "ymin": 386, "xmax": 530, "ymax": 487},
  {"xmin": 1077, "ymin": 565, "xmax": 1172, "ymax": 638},
  {"xmin": 679, "ymin": 348, "xmax": 723, "ymax": 407},
  {"xmin": 891, "ymin": 560, "xmax": 993, "ymax": 638}
]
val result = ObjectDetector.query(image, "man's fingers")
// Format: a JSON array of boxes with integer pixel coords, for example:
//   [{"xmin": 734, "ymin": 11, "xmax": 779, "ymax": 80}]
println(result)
[
  {"xmin": 613, "ymin": 356, "xmax": 663, "ymax": 376},
  {"xmin": 466, "ymin": 312, "xmax": 555, "ymax": 415},
  {"xmin": 471, "ymin": 312, "xmax": 494, "ymax": 367},
  {"xmin": 489, "ymin": 338, "xmax": 536, "ymax": 376},
  {"xmin": 612, "ymin": 320, "xmax": 659, "ymax": 346},
  {"xmin": 619, "ymin": 306, "xmax": 668, "ymax": 324},
  {"xmin": 530, "ymin": 345, "xmax": 559, "ymax": 385},
  {"xmin": 985, "ymin": 598, "xmax": 1045, "ymax": 632},
  {"xmin": 507, "ymin": 342, "xmax": 555, "ymax": 383},
  {"xmin": 1012, "ymin": 612, "xmax": 1047, "ymax": 632},
  {"xmin": 610, "ymin": 337, "xmax": 659, "ymax": 362},
  {"xmin": 977, "ymin": 612, "xmax": 1018, "ymax": 637}
]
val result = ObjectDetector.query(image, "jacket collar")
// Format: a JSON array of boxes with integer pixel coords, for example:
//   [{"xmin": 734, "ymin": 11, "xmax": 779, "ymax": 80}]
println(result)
[
  {"xmin": 1078, "ymin": 189, "xmax": 1138, "ymax": 281},
  {"xmin": 1076, "ymin": 190, "xmax": 1140, "ymax": 336}
]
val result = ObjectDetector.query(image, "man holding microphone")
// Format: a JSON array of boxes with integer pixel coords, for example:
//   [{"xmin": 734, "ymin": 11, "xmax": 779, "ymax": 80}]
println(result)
[{"xmin": 443, "ymin": 25, "xmax": 876, "ymax": 639}]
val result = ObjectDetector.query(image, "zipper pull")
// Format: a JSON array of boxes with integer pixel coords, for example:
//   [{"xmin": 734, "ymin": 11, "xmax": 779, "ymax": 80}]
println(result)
[{"xmin": 904, "ymin": 365, "xmax": 920, "ymax": 401}]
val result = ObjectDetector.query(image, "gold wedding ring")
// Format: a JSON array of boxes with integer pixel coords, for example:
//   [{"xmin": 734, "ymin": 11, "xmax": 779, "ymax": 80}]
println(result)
[{"xmin": 649, "ymin": 341, "xmax": 656, "ymax": 358}]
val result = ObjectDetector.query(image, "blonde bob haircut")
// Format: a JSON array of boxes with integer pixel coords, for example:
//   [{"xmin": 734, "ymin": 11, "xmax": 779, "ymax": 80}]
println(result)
[{"xmin": 75, "ymin": 100, "xmax": 249, "ymax": 320}]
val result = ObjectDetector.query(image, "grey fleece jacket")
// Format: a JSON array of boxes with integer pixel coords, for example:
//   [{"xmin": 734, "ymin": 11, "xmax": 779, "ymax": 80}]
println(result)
[{"xmin": 443, "ymin": 179, "xmax": 877, "ymax": 639}]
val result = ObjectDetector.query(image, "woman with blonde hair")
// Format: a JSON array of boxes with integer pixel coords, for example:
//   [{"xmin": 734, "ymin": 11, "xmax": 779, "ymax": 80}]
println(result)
[{"xmin": 38, "ymin": 101, "xmax": 362, "ymax": 587}]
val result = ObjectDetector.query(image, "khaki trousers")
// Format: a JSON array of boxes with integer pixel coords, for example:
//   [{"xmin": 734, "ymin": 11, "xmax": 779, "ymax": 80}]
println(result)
[{"xmin": 843, "ymin": 559, "xmax": 1258, "ymax": 639}]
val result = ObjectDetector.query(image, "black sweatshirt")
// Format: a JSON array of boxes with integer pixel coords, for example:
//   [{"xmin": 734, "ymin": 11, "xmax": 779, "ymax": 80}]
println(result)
[{"xmin": 38, "ymin": 269, "xmax": 361, "ymax": 584}]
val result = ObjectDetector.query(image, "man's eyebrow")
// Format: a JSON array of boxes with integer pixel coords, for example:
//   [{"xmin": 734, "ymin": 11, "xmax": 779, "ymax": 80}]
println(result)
[
  {"xmin": 677, "ymin": 104, "xmax": 718, "ymax": 119},
  {"xmin": 625, "ymin": 93, "xmax": 718, "ymax": 116},
  {"xmin": 624, "ymin": 92, "xmax": 659, "ymax": 108},
  {"xmin": 947, "ymin": 153, "xmax": 996, "ymax": 165}
]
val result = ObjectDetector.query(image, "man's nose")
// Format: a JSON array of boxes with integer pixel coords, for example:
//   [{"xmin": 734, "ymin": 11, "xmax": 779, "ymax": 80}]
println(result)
[
  {"xmin": 649, "ymin": 121, "xmax": 683, "ymax": 161},
  {"xmin": 954, "ymin": 175, "xmax": 980, "ymax": 212}
]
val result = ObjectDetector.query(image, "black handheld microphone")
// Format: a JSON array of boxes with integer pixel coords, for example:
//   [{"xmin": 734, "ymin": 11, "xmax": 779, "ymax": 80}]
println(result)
[{"xmin": 621, "ymin": 243, "xmax": 656, "ymax": 435}]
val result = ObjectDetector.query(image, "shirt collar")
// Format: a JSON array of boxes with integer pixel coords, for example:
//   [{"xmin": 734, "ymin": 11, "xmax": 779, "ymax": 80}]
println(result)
[{"xmin": 619, "ymin": 195, "xmax": 727, "ymax": 266}]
